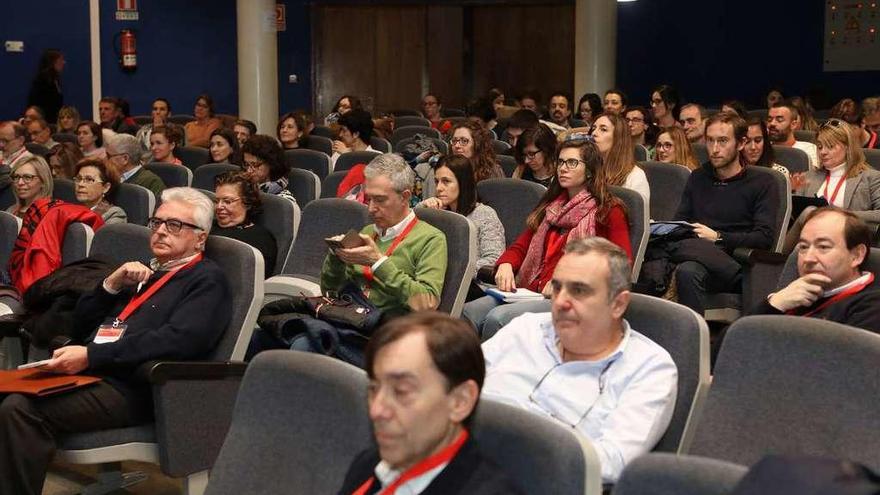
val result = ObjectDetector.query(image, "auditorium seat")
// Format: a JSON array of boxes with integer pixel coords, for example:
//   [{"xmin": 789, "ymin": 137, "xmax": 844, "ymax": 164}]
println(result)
[
  {"xmin": 176, "ymin": 146, "xmax": 211, "ymax": 171},
  {"xmin": 393, "ymin": 136, "xmax": 449, "ymax": 155},
  {"xmin": 254, "ymin": 192, "xmax": 301, "ymax": 276},
  {"xmin": 634, "ymin": 144, "xmax": 649, "ymax": 162},
  {"xmin": 285, "ymin": 148, "xmax": 332, "ymax": 180},
  {"xmin": 52, "ymin": 132, "xmax": 77, "ymax": 144},
  {"xmin": 491, "ymin": 139, "xmax": 511, "ymax": 154},
  {"xmin": 613, "ymin": 453, "xmax": 747, "ymax": 495},
  {"xmin": 476, "ymin": 178, "xmax": 546, "ymax": 246},
  {"xmin": 389, "ymin": 109, "xmax": 421, "ymax": 117},
  {"xmin": 52, "ymin": 178, "xmax": 77, "ymax": 203},
  {"xmin": 115, "ymin": 183, "xmax": 157, "ymax": 226},
  {"xmin": 390, "ymin": 125, "xmax": 441, "ymax": 145},
  {"xmin": 304, "ymin": 134, "xmax": 333, "ymax": 156},
  {"xmin": 692, "ymin": 143, "xmax": 709, "ymax": 164},
  {"xmin": 334, "ymin": 150, "xmax": 382, "ymax": 173},
  {"xmin": 287, "ymin": 167, "xmax": 321, "ymax": 206},
  {"xmin": 309, "ymin": 125, "xmax": 335, "ymax": 139},
  {"xmin": 497, "ymin": 154, "xmax": 517, "ymax": 177},
  {"xmin": 369, "ymin": 136, "xmax": 392, "ymax": 153},
  {"xmin": 320, "ymin": 171, "xmax": 347, "ymax": 199},
  {"xmin": 440, "ymin": 108, "xmax": 466, "ymax": 118},
  {"xmin": 394, "ymin": 115, "xmax": 431, "ymax": 127},
  {"xmin": 145, "ymin": 162, "xmax": 193, "ymax": 188},
  {"xmin": 772, "ymin": 145, "xmax": 810, "ymax": 174},
  {"xmin": 794, "ymin": 129, "xmax": 817, "ymax": 144},
  {"xmin": 610, "ymin": 186, "xmax": 649, "ymax": 281},
  {"xmin": 413, "ymin": 207, "xmax": 476, "ymax": 317},
  {"xmin": 640, "ymin": 161, "xmax": 691, "ymax": 221},
  {"xmin": 864, "ymin": 149, "xmax": 880, "ymax": 170},
  {"xmin": 192, "ymin": 163, "xmax": 240, "ymax": 191},
  {"xmin": 25, "ymin": 142, "xmax": 50, "ymax": 158},
  {"xmin": 169, "ymin": 114, "xmax": 195, "ymax": 125}
]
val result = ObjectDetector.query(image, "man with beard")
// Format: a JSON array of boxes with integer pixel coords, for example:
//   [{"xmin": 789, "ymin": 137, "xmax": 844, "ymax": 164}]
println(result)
[
  {"xmin": 767, "ymin": 101, "xmax": 818, "ymax": 169},
  {"xmin": 546, "ymin": 92, "xmax": 574, "ymax": 129}
]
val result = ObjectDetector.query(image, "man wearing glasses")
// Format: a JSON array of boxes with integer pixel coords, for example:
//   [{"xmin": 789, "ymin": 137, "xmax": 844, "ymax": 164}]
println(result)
[
  {"xmin": 481, "ymin": 237, "xmax": 677, "ymax": 484},
  {"xmin": 0, "ymin": 122, "xmax": 35, "ymax": 188},
  {"xmin": 105, "ymin": 133, "xmax": 166, "ymax": 198},
  {"xmin": 0, "ymin": 187, "xmax": 232, "ymax": 495}
]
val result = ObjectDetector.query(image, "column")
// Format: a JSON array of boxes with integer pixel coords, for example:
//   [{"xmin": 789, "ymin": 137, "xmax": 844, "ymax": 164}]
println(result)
[
  {"xmin": 237, "ymin": 0, "xmax": 278, "ymax": 134},
  {"xmin": 574, "ymin": 0, "xmax": 617, "ymax": 98}
]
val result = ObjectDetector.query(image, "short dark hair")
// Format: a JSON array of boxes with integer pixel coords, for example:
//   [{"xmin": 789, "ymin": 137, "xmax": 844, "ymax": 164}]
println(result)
[
  {"xmin": 338, "ymin": 109, "xmax": 373, "ymax": 144},
  {"xmin": 744, "ymin": 115, "xmax": 776, "ymax": 167},
  {"xmin": 548, "ymin": 92, "xmax": 571, "ymax": 106},
  {"xmin": 153, "ymin": 97, "xmax": 172, "ymax": 113},
  {"xmin": 652, "ymin": 84, "xmax": 680, "ymax": 118},
  {"xmin": 721, "ymin": 100, "xmax": 748, "ymax": 118},
  {"xmin": 704, "ymin": 111, "xmax": 747, "ymax": 142},
  {"xmin": 195, "ymin": 93, "xmax": 215, "ymax": 117},
  {"xmin": 604, "ymin": 88, "xmax": 628, "ymax": 107},
  {"xmin": 507, "ymin": 109, "xmax": 539, "ymax": 131},
  {"xmin": 76, "ymin": 121, "xmax": 103, "ymax": 147},
  {"xmin": 98, "ymin": 97, "xmax": 119, "ymax": 109},
  {"xmin": 235, "ymin": 119, "xmax": 257, "ymax": 135},
  {"xmin": 465, "ymin": 96, "xmax": 496, "ymax": 123},
  {"xmin": 333, "ymin": 95, "xmax": 362, "ymax": 114},
  {"xmin": 805, "ymin": 207, "xmax": 873, "ymax": 262},
  {"xmin": 151, "ymin": 124, "xmax": 183, "ymax": 147},
  {"xmin": 577, "ymin": 93, "xmax": 602, "ymax": 116},
  {"xmin": 214, "ymin": 171, "xmax": 263, "ymax": 222},
  {"xmin": 364, "ymin": 311, "xmax": 485, "ymax": 426},
  {"xmin": 208, "ymin": 127, "xmax": 243, "ymax": 166},
  {"xmin": 681, "ymin": 103, "xmax": 708, "ymax": 119},
  {"xmin": 433, "ymin": 155, "xmax": 477, "ymax": 216},
  {"xmin": 242, "ymin": 134, "xmax": 288, "ymax": 181}
]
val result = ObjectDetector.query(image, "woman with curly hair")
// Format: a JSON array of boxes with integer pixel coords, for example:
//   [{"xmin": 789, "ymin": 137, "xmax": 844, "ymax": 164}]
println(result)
[
  {"xmin": 450, "ymin": 120, "xmax": 503, "ymax": 183},
  {"xmin": 241, "ymin": 134, "xmax": 295, "ymax": 203},
  {"xmin": 213, "ymin": 171, "xmax": 277, "ymax": 277}
]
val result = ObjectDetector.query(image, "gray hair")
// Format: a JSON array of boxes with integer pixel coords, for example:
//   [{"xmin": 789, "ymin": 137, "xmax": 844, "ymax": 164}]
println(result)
[
  {"xmin": 106, "ymin": 133, "xmax": 147, "ymax": 167},
  {"xmin": 160, "ymin": 187, "xmax": 214, "ymax": 234},
  {"xmin": 363, "ymin": 153, "xmax": 415, "ymax": 193},
  {"xmin": 564, "ymin": 237, "xmax": 631, "ymax": 298}
]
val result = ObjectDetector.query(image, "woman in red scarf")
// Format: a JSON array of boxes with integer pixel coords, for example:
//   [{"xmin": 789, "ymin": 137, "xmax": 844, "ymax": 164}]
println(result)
[{"xmin": 463, "ymin": 138, "xmax": 632, "ymax": 339}]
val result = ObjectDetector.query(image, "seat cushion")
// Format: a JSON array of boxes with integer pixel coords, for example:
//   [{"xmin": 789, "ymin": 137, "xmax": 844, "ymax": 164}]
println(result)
[{"xmin": 59, "ymin": 424, "xmax": 156, "ymax": 450}]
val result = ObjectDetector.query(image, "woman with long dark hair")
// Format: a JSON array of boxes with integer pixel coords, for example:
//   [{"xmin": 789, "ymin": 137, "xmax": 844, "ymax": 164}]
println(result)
[{"xmin": 27, "ymin": 49, "xmax": 65, "ymax": 123}]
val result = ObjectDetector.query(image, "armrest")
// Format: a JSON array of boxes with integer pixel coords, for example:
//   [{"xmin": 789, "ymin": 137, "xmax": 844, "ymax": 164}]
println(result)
[
  {"xmin": 264, "ymin": 274, "xmax": 322, "ymax": 300},
  {"xmin": 148, "ymin": 361, "xmax": 249, "ymax": 385},
  {"xmin": 732, "ymin": 248, "xmax": 788, "ymax": 266}
]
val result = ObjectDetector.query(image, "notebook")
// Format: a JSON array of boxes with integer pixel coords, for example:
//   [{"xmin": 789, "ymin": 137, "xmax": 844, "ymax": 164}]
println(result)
[{"xmin": 0, "ymin": 369, "xmax": 101, "ymax": 397}]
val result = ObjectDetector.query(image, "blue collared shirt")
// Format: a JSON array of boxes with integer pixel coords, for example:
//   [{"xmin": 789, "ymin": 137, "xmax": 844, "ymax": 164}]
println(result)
[
  {"xmin": 120, "ymin": 165, "xmax": 142, "ymax": 182},
  {"xmin": 481, "ymin": 312, "xmax": 678, "ymax": 483}
]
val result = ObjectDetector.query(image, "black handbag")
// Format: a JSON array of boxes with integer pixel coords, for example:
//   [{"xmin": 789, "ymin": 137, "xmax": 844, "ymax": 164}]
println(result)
[{"xmin": 260, "ymin": 283, "xmax": 383, "ymax": 336}]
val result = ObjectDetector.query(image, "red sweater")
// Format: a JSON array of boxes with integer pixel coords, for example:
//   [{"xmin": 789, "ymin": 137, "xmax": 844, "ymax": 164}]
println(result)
[{"xmin": 495, "ymin": 204, "xmax": 632, "ymax": 292}]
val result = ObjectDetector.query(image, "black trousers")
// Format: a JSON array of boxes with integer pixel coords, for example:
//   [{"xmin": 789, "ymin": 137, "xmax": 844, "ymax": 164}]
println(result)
[{"xmin": 0, "ymin": 382, "xmax": 139, "ymax": 495}]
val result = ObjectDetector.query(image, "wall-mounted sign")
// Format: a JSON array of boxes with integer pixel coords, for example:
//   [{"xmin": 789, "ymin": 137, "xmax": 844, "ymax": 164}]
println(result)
[
  {"xmin": 116, "ymin": 0, "xmax": 139, "ymax": 21},
  {"xmin": 824, "ymin": 0, "xmax": 879, "ymax": 71},
  {"xmin": 276, "ymin": 4, "xmax": 286, "ymax": 32}
]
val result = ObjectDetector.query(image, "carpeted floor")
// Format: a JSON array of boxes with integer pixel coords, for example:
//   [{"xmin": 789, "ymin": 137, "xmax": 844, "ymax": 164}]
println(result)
[{"xmin": 43, "ymin": 461, "xmax": 181, "ymax": 495}]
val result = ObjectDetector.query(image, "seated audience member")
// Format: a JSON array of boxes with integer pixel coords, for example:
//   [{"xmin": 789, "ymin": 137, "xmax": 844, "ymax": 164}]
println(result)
[
  {"xmin": 208, "ymin": 127, "xmax": 244, "ymax": 167},
  {"xmin": 419, "ymin": 155, "xmax": 505, "ymax": 275},
  {"xmin": 768, "ymin": 101, "xmax": 819, "ymax": 169},
  {"xmin": 504, "ymin": 109, "xmax": 540, "ymax": 149},
  {"xmin": 55, "ymin": 105, "xmax": 81, "ymax": 134},
  {"xmin": 656, "ymin": 127, "xmax": 699, "ymax": 170},
  {"xmin": 277, "ymin": 112, "xmax": 306, "ymax": 150},
  {"xmin": 1, "ymin": 121, "xmax": 35, "ymax": 170},
  {"xmin": 625, "ymin": 106, "xmax": 653, "ymax": 149},
  {"xmin": 591, "ymin": 113, "xmax": 651, "ymax": 204},
  {"xmin": 851, "ymin": 111, "xmax": 880, "ymax": 149},
  {"xmin": 106, "ymin": 133, "xmax": 166, "ymax": 198},
  {"xmin": 324, "ymin": 95, "xmax": 361, "ymax": 126},
  {"xmin": 372, "ymin": 114, "xmax": 394, "ymax": 142},
  {"xmin": 512, "ymin": 124, "xmax": 557, "ymax": 187},
  {"xmin": 421, "ymin": 93, "xmax": 452, "ymax": 134},
  {"xmin": 546, "ymin": 92, "xmax": 574, "ymax": 129},
  {"xmin": 679, "ymin": 103, "xmax": 707, "ymax": 145},
  {"xmin": 46, "ymin": 142, "xmax": 83, "ymax": 179},
  {"xmin": 489, "ymin": 88, "xmax": 505, "ymax": 112},
  {"xmin": 672, "ymin": 112, "xmax": 779, "ymax": 315},
  {"xmin": 766, "ymin": 88, "xmax": 784, "ymax": 109},
  {"xmin": 743, "ymin": 115, "xmax": 790, "ymax": 177},
  {"xmin": 603, "ymin": 88, "xmax": 628, "ymax": 116},
  {"xmin": 242, "ymin": 134, "xmax": 295, "ymax": 203},
  {"xmin": 233, "ymin": 119, "xmax": 257, "ymax": 147},
  {"xmin": 135, "ymin": 97, "xmax": 172, "ymax": 150},
  {"xmin": 338, "ymin": 312, "xmax": 522, "ymax": 495},
  {"xmin": 466, "ymin": 96, "xmax": 499, "ymax": 135},
  {"xmin": 331, "ymin": 109, "xmax": 379, "ymax": 169},
  {"xmin": 98, "ymin": 97, "xmax": 138, "ymax": 136},
  {"xmin": 783, "ymin": 119, "xmax": 880, "ymax": 252},
  {"xmin": 463, "ymin": 139, "xmax": 632, "ymax": 338},
  {"xmin": 482, "ymin": 237, "xmax": 676, "ymax": 484},
  {"xmin": 517, "ymin": 91, "xmax": 540, "ymax": 114},
  {"xmin": 73, "ymin": 158, "xmax": 127, "ymax": 224},
  {"xmin": 721, "ymin": 100, "xmax": 748, "ymax": 118},
  {"xmin": 830, "ymin": 98, "xmax": 859, "ymax": 123},
  {"xmin": 754, "ymin": 207, "xmax": 880, "ymax": 333},
  {"xmin": 20, "ymin": 106, "xmax": 45, "ymax": 127},
  {"xmin": 450, "ymin": 120, "xmax": 504, "ymax": 183},
  {"xmin": 26, "ymin": 119, "xmax": 58, "ymax": 150},
  {"xmin": 212, "ymin": 171, "xmax": 277, "ymax": 278},
  {"xmin": 0, "ymin": 187, "xmax": 231, "ymax": 495},
  {"xmin": 7, "ymin": 155, "xmax": 53, "ymax": 219},
  {"xmin": 577, "ymin": 92, "xmax": 603, "ymax": 127},
  {"xmin": 650, "ymin": 85, "xmax": 680, "ymax": 129},
  {"xmin": 184, "ymin": 94, "xmax": 223, "ymax": 148},
  {"xmin": 76, "ymin": 121, "xmax": 106, "ymax": 160},
  {"xmin": 790, "ymin": 96, "xmax": 820, "ymax": 132},
  {"xmin": 149, "ymin": 125, "xmax": 183, "ymax": 165}
]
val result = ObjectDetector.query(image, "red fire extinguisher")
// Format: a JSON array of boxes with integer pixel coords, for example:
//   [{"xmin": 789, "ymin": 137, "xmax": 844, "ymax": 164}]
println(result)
[{"xmin": 116, "ymin": 29, "xmax": 137, "ymax": 71}]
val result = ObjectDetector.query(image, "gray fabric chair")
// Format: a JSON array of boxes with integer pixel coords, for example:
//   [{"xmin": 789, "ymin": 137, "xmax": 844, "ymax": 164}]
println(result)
[
  {"xmin": 192, "ymin": 163, "xmax": 240, "ymax": 191},
  {"xmin": 334, "ymin": 150, "xmax": 382, "ymax": 173},
  {"xmin": 394, "ymin": 115, "xmax": 431, "ymax": 127},
  {"xmin": 369, "ymin": 136, "xmax": 392, "ymax": 153},
  {"xmin": 145, "ymin": 163, "xmax": 193, "ymax": 188},
  {"xmin": 133, "ymin": 115, "xmax": 152, "ymax": 126},
  {"xmin": 0, "ymin": 185, "xmax": 14, "ymax": 211},
  {"xmin": 624, "ymin": 294, "xmax": 710, "ymax": 454},
  {"xmin": 640, "ymin": 161, "xmax": 691, "ymax": 221},
  {"xmin": 204, "ymin": 351, "xmax": 372, "ymax": 495},
  {"xmin": 60, "ymin": 222, "xmax": 94, "ymax": 265},
  {"xmin": 497, "ymin": 154, "xmax": 517, "ymax": 177},
  {"xmin": 0, "ymin": 211, "xmax": 20, "ymax": 269},
  {"xmin": 389, "ymin": 109, "xmax": 421, "ymax": 117},
  {"xmin": 176, "ymin": 146, "xmax": 211, "ymax": 172},
  {"xmin": 473, "ymin": 399, "xmax": 603, "ymax": 495},
  {"xmin": 115, "ymin": 183, "xmax": 156, "ymax": 227},
  {"xmin": 610, "ymin": 186, "xmax": 650, "ymax": 282},
  {"xmin": 52, "ymin": 132, "xmax": 77, "ymax": 144},
  {"xmin": 56, "ymin": 225, "xmax": 265, "ymax": 495},
  {"xmin": 692, "ymin": 143, "xmax": 709, "ymax": 165},
  {"xmin": 169, "ymin": 114, "xmax": 195, "ymax": 125},
  {"xmin": 794, "ymin": 130, "xmax": 817, "ymax": 144},
  {"xmin": 320, "ymin": 171, "xmax": 347, "ymax": 199},
  {"xmin": 864, "ymin": 149, "xmax": 880, "ymax": 170},
  {"xmin": 392, "ymin": 136, "xmax": 449, "ymax": 155},
  {"xmin": 285, "ymin": 148, "xmax": 331, "ymax": 180},
  {"xmin": 390, "ymin": 125, "xmax": 441, "ymax": 145},
  {"xmin": 310, "ymin": 125, "xmax": 335, "ymax": 139},
  {"xmin": 52, "ymin": 178, "xmax": 77, "ymax": 203},
  {"xmin": 687, "ymin": 315, "xmax": 880, "ymax": 471},
  {"xmin": 634, "ymin": 144, "xmax": 649, "ymax": 162},
  {"xmin": 253, "ymin": 192, "xmax": 301, "ymax": 276},
  {"xmin": 25, "ymin": 142, "xmax": 50, "ymax": 158},
  {"xmin": 491, "ymin": 139, "xmax": 511, "ymax": 155},
  {"xmin": 613, "ymin": 453, "xmax": 747, "ymax": 495},
  {"xmin": 266, "ymin": 198, "xmax": 370, "ymax": 298},
  {"xmin": 476, "ymin": 178, "xmax": 546, "ymax": 246},
  {"xmin": 287, "ymin": 168, "xmax": 320, "ymax": 206},
  {"xmin": 413, "ymin": 207, "xmax": 476, "ymax": 317},
  {"xmin": 772, "ymin": 145, "xmax": 810, "ymax": 174},
  {"xmin": 304, "ymin": 134, "xmax": 333, "ymax": 156},
  {"xmin": 440, "ymin": 108, "xmax": 466, "ymax": 118}
]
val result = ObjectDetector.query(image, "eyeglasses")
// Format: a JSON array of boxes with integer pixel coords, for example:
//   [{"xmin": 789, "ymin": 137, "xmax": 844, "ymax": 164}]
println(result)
[
  {"xmin": 557, "ymin": 158, "xmax": 586, "ymax": 170},
  {"xmin": 819, "ymin": 118, "xmax": 846, "ymax": 130},
  {"xmin": 528, "ymin": 359, "xmax": 615, "ymax": 428},
  {"xmin": 73, "ymin": 175, "xmax": 104, "ymax": 184},
  {"xmin": 147, "ymin": 217, "xmax": 203, "ymax": 234},
  {"xmin": 656, "ymin": 142, "xmax": 674, "ymax": 150},
  {"xmin": 213, "ymin": 197, "xmax": 242, "ymax": 207},
  {"xmin": 243, "ymin": 160, "xmax": 265, "ymax": 171},
  {"xmin": 11, "ymin": 173, "xmax": 38, "ymax": 183},
  {"xmin": 625, "ymin": 117, "xmax": 645, "ymax": 124},
  {"xmin": 450, "ymin": 137, "xmax": 471, "ymax": 146},
  {"xmin": 522, "ymin": 150, "xmax": 541, "ymax": 161}
]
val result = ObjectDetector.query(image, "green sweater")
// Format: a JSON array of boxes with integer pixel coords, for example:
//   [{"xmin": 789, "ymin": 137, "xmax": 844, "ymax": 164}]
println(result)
[
  {"xmin": 127, "ymin": 167, "xmax": 166, "ymax": 199},
  {"xmin": 321, "ymin": 219, "xmax": 447, "ymax": 317}
]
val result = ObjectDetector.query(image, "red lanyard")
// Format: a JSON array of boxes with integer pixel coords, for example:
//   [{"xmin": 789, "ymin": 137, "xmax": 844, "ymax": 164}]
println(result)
[
  {"xmin": 352, "ymin": 429, "xmax": 469, "ymax": 495},
  {"xmin": 790, "ymin": 273, "xmax": 874, "ymax": 317},
  {"xmin": 823, "ymin": 173, "xmax": 846, "ymax": 205},
  {"xmin": 362, "ymin": 217, "xmax": 419, "ymax": 284},
  {"xmin": 115, "ymin": 254, "xmax": 203, "ymax": 323}
]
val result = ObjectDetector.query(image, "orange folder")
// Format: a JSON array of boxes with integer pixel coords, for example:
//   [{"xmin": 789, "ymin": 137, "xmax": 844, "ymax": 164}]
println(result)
[{"xmin": 0, "ymin": 369, "xmax": 101, "ymax": 397}]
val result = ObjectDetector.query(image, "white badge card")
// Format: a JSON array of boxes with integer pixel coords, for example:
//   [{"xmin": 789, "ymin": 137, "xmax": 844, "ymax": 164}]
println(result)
[{"xmin": 94, "ymin": 324, "xmax": 128, "ymax": 344}]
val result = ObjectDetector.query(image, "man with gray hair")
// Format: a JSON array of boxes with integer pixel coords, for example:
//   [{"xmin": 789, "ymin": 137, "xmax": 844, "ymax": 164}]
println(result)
[
  {"xmin": 481, "ymin": 237, "xmax": 678, "ymax": 484},
  {"xmin": 323, "ymin": 153, "xmax": 447, "ymax": 316},
  {"xmin": 0, "ymin": 187, "xmax": 231, "ymax": 495},
  {"xmin": 106, "ymin": 132, "xmax": 165, "ymax": 198},
  {"xmin": 0, "ymin": 122, "xmax": 34, "ymax": 194}
]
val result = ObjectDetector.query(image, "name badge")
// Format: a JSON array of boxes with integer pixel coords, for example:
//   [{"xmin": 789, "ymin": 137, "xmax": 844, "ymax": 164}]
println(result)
[{"xmin": 94, "ymin": 324, "xmax": 127, "ymax": 344}]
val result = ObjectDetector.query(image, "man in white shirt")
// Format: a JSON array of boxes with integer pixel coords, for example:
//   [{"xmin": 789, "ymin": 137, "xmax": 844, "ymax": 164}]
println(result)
[
  {"xmin": 481, "ymin": 237, "xmax": 678, "ymax": 483},
  {"xmin": 768, "ymin": 102, "xmax": 819, "ymax": 169}
]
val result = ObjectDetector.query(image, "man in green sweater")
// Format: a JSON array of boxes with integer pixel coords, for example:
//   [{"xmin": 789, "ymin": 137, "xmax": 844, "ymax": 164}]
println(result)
[
  {"xmin": 106, "ymin": 133, "xmax": 166, "ymax": 199},
  {"xmin": 322, "ymin": 153, "xmax": 447, "ymax": 317}
]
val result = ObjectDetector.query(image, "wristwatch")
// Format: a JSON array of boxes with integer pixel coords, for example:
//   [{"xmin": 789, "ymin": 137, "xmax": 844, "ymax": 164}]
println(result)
[{"xmin": 714, "ymin": 232, "xmax": 724, "ymax": 245}]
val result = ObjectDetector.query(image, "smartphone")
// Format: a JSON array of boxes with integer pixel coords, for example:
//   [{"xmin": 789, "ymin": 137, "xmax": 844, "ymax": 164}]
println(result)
[
  {"xmin": 325, "ymin": 229, "xmax": 366, "ymax": 250},
  {"xmin": 17, "ymin": 358, "xmax": 53, "ymax": 370}
]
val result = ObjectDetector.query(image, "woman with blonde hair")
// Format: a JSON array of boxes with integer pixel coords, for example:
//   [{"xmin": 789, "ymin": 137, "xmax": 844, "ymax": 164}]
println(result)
[
  {"xmin": 655, "ymin": 126, "xmax": 699, "ymax": 170},
  {"xmin": 7, "ymin": 155, "xmax": 54, "ymax": 218}
]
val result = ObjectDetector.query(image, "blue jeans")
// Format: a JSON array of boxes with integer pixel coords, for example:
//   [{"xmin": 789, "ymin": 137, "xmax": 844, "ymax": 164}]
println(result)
[{"xmin": 462, "ymin": 296, "xmax": 552, "ymax": 341}]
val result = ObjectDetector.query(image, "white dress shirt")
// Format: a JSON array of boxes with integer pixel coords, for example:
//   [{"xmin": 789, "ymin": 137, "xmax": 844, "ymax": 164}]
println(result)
[
  {"xmin": 481, "ymin": 312, "xmax": 677, "ymax": 483},
  {"xmin": 370, "ymin": 209, "xmax": 416, "ymax": 272}
]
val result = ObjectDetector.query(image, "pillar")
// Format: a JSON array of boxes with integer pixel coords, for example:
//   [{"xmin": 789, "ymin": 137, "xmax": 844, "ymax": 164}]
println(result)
[{"xmin": 237, "ymin": 0, "xmax": 278, "ymax": 134}]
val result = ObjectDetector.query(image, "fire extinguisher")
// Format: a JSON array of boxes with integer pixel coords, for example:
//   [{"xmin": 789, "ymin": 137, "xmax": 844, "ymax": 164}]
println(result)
[{"xmin": 115, "ymin": 29, "xmax": 137, "ymax": 71}]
